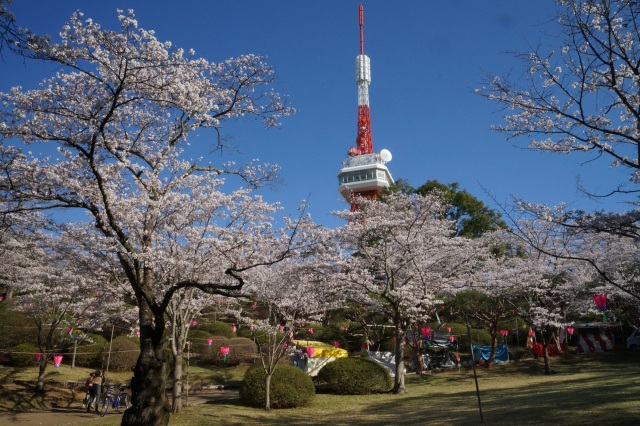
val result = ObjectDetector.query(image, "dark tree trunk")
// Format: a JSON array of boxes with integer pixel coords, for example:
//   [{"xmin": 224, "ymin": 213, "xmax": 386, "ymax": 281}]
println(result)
[{"xmin": 122, "ymin": 300, "xmax": 170, "ymax": 426}]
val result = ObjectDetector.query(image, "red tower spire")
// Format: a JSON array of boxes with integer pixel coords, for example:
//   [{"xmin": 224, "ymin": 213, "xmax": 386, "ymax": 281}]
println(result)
[{"xmin": 354, "ymin": 3, "xmax": 373, "ymax": 156}]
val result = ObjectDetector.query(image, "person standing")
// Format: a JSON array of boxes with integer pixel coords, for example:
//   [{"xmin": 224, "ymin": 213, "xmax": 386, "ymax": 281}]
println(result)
[
  {"xmin": 91, "ymin": 370, "xmax": 103, "ymax": 413},
  {"xmin": 83, "ymin": 372, "xmax": 94, "ymax": 409}
]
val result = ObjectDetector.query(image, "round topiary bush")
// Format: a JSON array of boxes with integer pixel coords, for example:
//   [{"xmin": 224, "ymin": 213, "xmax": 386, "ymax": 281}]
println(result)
[
  {"xmin": 199, "ymin": 322, "xmax": 234, "ymax": 338},
  {"xmin": 228, "ymin": 337, "xmax": 257, "ymax": 364},
  {"xmin": 101, "ymin": 337, "xmax": 140, "ymax": 372},
  {"xmin": 315, "ymin": 357, "xmax": 392, "ymax": 395},
  {"xmin": 240, "ymin": 365, "xmax": 315, "ymax": 409},
  {"xmin": 9, "ymin": 342, "xmax": 40, "ymax": 367}
]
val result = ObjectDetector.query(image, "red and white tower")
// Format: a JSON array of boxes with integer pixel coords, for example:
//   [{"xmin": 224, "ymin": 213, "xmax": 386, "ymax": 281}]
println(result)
[{"xmin": 338, "ymin": 4, "xmax": 393, "ymax": 208}]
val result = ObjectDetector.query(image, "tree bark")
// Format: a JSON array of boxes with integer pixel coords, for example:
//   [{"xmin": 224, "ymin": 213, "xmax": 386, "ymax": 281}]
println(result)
[
  {"xmin": 121, "ymin": 299, "xmax": 170, "ymax": 426},
  {"xmin": 264, "ymin": 373, "xmax": 272, "ymax": 411},
  {"xmin": 36, "ymin": 358, "xmax": 47, "ymax": 393},
  {"xmin": 392, "ymin": 315, "xmax": 406, "ymax": 394},
  {"xmin": 171, "ymin": 353, "xmax": 183, "ymax": 414}
]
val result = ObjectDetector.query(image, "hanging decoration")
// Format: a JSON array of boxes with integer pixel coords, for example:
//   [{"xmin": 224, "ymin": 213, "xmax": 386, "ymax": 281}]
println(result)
[
  {"xmin": 53, "ymin": 354, "xmax": 63, "ymax": 367},
  {"xmin": 231, "ymin": 324, "xmax": 236, "ymax": 333},
  {"xmin": 220, "ymin": 345, "xmax": 230, "ymax": 363},
  {"xmin": 421, "ymin": 327, "xmax": 432, "ymax": 338},
  {"xmin": 306, "ymin": 346, "xmax": 315, "ymax": 358},
  {"xmin": 593, "ymin": 294, "xmax": 607, "ymax": 322}
]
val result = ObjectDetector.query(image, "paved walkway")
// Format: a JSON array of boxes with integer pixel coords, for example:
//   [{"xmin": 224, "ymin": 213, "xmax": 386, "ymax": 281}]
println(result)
[{"xmin": 0, "ymin": 390, "xmax": 238, "ymax": 426}]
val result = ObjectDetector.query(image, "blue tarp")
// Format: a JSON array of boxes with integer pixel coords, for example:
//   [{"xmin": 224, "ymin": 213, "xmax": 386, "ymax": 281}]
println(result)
[{"xmin": 472, "ymin": 344, "xmax": 508, "ymax": 362}]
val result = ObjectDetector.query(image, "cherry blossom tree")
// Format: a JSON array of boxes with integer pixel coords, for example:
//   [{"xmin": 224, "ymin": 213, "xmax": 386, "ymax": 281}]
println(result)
[
  {"xmin": 332, "ymin": 193, "xmax": 483, "ymax": 394},
  {"xmin": 233, "ymin": 215, "xmax": 337, "ymax": 411},
  {"xmin": 0, "ymin": 222, "xmax": 112, "ymax": 391},
  {"xmin": 478, "ymin": 0, "xmax": 640, "ymax": 309},
  {"xmin": 0, "ymin": 9, "xmax": 296, "ymax": 425}
]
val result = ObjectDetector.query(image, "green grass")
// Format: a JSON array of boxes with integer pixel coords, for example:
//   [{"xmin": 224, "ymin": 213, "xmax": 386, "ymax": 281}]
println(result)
[
  {"xmin": 4, "ymin": 351, "xmax": 640, "ymax": 425},
  {"xmin": 95, "ymin": 350, "xmax": 640, "ymax": 426}
]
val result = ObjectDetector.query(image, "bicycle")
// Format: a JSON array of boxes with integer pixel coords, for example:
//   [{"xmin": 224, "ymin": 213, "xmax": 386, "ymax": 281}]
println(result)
[{"xmin": 100, "ymin": 385, "xmax": 130, "ymax": 417}]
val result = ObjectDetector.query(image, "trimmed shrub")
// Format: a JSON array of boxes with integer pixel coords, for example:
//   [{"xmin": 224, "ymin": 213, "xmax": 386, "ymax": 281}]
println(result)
[
  {"xmin": 9, "ymin": 342, "xmax": 40, "ymax": 367},
  {"xmin": 189, "ymin": 330, "xmax": 215, "ymax": 363},
  {"xmin": 102, "ymin": 337, "xmax": 139, "ymax": 372},
  {"xmin": 73, "ymin": 333, "xmax": 107, "ymax": 368},
  {"xmin": 240, "ymin": 365, "xmax": 315, "ymax": 409},
  {"xmin": 229, "ymin": 337, "xmax": 257, "ymax": 364},
  {"xmin": 315, "ymin": 357, "xmax": 392, "ymax": 395},
  {"xmin": 199, "ymin": 322, "xmax": 234, "ymax": 338}
]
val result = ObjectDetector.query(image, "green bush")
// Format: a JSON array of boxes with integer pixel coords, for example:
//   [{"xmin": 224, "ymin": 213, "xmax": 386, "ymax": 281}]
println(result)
[
  {"xmin": 229, "ymin": 337, "xmax": 257, "ymax": 364},
  {"xmin": 315, "ymin": 357, "xmax": 392, "ymax": 395},
  {"xmin": 102, "ymin": 337, "xmax": 139, "ymax": 372},
  {"xmin": 189, "ymin": 329, "xmax": 215, "ymax": 362},
  {"xmin": 240, "ymin": 365, "xmax": 315, "ymax": 409},
  {"xmin": 73, "ymin": 333, "xmax": 107, "ymax": 368},
  {"xmin": 199, "ymin": 322, "xmax": 234, "ymax": 338},
  {"xmin": 0, "ymin": 304, "xmax": 33, "ymax": 354},
  {"xmin": 9, "ymin": 342, "xmax": 40, "ymax": 367}
]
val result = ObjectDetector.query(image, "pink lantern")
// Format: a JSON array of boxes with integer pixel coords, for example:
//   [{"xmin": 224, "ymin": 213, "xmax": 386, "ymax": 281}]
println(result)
[
  {"xmin": 421, "ymin": 327, "xmax": 432, "ymax": 337},
  {"xmin": 53, "ymin": 355, "xmax": 63, "ymax": 367},
  {"xmin": 593, "ymin": 294, "xmax": 608, "ymax": 322},
  {"xmin": 67, "ymin": 327, "xmax": 73, "ymax": 335},
  {"xmin": 207, "ymin": 338, "xmax": 213, "ymax": 346},
  {"xmin": 593, "ymin": 294, "xmax": 607, "ymax": 310},
  {"xmin": 191, "ymin": 320, "xmax": 197, "ymax": 327},
  {"xmin": 449, "ymin": 335, "xmax": 455, "ymax": 342},
  {"xmin": 231, "ymin": 324, "xmax": 236, "ymax": 333},
  {"xmin": 35, "ymin": 353, "xmax": 42, "ymax": 361},
  {"xmin": 249, "ymin": 325, "xmax": 254, "ymax": 331},
  {"xmin": 251, "ymin": 301, "xmax": 257, "ymax": 309},
  {"xmin": 528, "ymin": 330, "xmax": 535, "ymax": 338},
  {"xmin": 279, "ymin": 325, "xmax": 285, "ymax": 331},
  {"xmin": 0, "ymin": 296, "xmax": 4, "ymax": 301},
  {"xmin": 447, "ymin": 327, "xmax": 451, "ymax": 333},
  {"xmin": 334, "ymin": 341, "xmax": 340, "ymax": 348},
  {"xmin": 220, "ymin": 345, "xmax": 230, "ymax": 362},
  {"xmin": 500, "ymin": 330, "xmax": 509, "ymax": 337},
  {"xmin": 343, "ymin": 325, "xmax": 349, "ymax": 331},
  {"xmin": 306, "ymin": 346, "xmax": 315, "ymax": 357},
  {"xmin": 567, "ymin": 327, "xmax": 575, "ymax": 335},
  {"xmin": 441, "ymin": 305, "xmax": 445, "ymax": 310},
  {"xmin": 136, "ymin": 331, "xmax": 140, "ymax": 338},
  {"xmin": 308, "ymin": 328, "xmax": 314, "ymax": 334}
]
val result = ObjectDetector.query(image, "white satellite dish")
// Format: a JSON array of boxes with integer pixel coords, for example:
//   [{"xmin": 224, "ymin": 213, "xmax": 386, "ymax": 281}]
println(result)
[{"xmin": 380, "ymin": 148, "xmax": 392, "ymax": 162}]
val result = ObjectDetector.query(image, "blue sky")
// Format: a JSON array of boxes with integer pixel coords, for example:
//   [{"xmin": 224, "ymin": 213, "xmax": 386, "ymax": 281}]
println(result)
[{"xmin": 3, "ymin": 1, "xmax": 631, "ymax": 228}]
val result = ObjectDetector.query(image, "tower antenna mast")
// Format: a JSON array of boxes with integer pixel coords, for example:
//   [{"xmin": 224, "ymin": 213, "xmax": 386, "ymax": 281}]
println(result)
[
  {"xmin": 355, "ymin": 3, "xmax": 373, "ymax": 155},
  {"xmin": 337, "ymin": 4, "xmax": 394, "ymax": 209}
]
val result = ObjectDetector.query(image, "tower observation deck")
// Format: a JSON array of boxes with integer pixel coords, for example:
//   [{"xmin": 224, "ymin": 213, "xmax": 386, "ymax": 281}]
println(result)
[{"xmin": 337, "ymin": 4, "xmax": 393, "ymax": 208}]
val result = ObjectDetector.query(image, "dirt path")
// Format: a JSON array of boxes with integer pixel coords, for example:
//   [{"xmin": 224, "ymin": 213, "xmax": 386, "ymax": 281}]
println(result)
[{"xmin": 0, "ymin": 390, "xmax": 239, "ymax": 425}]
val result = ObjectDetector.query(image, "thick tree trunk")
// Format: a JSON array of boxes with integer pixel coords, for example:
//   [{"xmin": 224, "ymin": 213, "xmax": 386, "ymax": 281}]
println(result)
[
  {"xmin": 122, "ymin": 302, "xmax": 170, "ymax": 426},
  {"xmin": 171, "ymin": 353, "xmax": 183, "ymax": 413}
]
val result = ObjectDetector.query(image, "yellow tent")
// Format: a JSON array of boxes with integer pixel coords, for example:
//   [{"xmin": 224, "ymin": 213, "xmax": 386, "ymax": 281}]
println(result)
[{"xmin": 292, "ymin": 340, "xmax": 348, "ymax": 358}]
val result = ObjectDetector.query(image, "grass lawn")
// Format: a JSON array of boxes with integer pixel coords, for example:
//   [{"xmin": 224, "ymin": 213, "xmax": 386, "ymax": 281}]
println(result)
[{"xmin": 2, "ymin": 350, "xmax": 639, "ymax": 425}]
